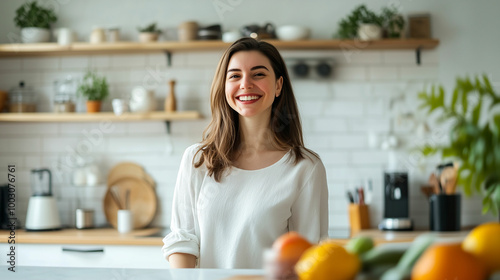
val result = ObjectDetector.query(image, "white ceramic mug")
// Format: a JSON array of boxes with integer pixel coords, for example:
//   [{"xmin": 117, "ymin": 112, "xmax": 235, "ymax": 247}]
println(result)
[
  {"xmin": 112, "ymin": 98, "xmax": 129, "ymax": 115},
  {"xmin": 57, "ymin": 28, "xmax": 74, "ymax": 45},
  {"xmin": 117, "ymin": 209, "xmax": 133, "ymax": 233}
]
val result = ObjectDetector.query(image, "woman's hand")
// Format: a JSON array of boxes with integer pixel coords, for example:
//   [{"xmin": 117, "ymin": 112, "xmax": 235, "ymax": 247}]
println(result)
[{"xmin": 168, "ymin": 253, "xmax": 197, "ymax": 268}]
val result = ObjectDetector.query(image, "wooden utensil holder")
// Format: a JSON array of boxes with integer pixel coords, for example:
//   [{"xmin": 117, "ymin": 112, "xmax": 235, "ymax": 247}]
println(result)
[{"xmin": 349, "ymin": 204, "xmax": 370, "ymax": 237}]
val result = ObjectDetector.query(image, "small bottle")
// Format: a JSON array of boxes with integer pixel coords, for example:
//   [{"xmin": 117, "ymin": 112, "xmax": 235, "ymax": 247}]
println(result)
[{"xmin": 164, "ymin": 80, "xmax": 177, "ymax": 112}]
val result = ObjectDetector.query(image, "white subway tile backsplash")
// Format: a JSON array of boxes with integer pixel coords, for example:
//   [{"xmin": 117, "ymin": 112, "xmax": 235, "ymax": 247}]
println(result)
[
  {"xmin": 341, "ymin": 51, "xmax": 383, "ymax": 65},
  {"xmin": 330, "ymin": 134, "xmax": 366, "ymax": 149},
  {"xmin": 0, "ymin": 137, "xmax": 41, "ymax": 153},
  {"xmin": 351, "ymin": 150, "xmax": 389, "ymax": 165},
  {"xmin": 90, "ymin": 55, "xmax": 111, "ymax": 68},
  {"xmin": 110, "ymin": 54, "xmax": 147, "ymax": 68},
  {"xmin": 60, "ymin": 56, "xmax": 90, "ymax": 70},
  {"xmin": 0, "ymin": 123, "xmax": 58, "ymax": 135},
  {"xmin": 0, "ymin": 58, "xmax": 22, "ymax": 71},
  {"xmin": 368, "ymin": 66, "xmax": 399, "ymax": 81},
  {"xmin": 185, "ymin": 51, "xmax": 224, "ymax": 67},
  {"xmin": 311, "ymin": 118, "xmax": 348, "ymax": 132},
  {"xmin": 347, "ymin": 118, "xmax": 390, "ymax": 133},
  {"xmin": 324, "ymin": 101, "xmax": 364, "ymax": 117},
  {"xmin": 400, "ymin": 66, "xmax": 439, "ymax": 81},
  {"xmin": 382, "ymin": 50, "xmax": 416, "ymax": 65},
  {"xmin": 22, "ymin": 57, "xmax": 60, "ymax": 70},
  {"xmin": 334, "ymin": 66, "xmax": 367, "ymax": 81}
]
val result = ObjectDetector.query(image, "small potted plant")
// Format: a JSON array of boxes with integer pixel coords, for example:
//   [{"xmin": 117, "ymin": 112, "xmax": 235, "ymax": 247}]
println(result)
[
  {"xmin": 137, "ymin": 22, "xmax": 162, "ymax": 42},
  {"xmin": 336, "ymin": 5, "xmax": 383, "ymax": 40},
  {"xmin": 418, "ymin": 75, "xmax": 500, "ymax": 220},
  {"xmin": 381, "ymin": 6, "xmax": 406, "ymax": 38},
  {"xmin": 77, "ymin": 70, "xmax": 109, "ymax": 113},
  {"xmin": 14, "ymin": 1, "xmax": 57, "ymax": 43}
]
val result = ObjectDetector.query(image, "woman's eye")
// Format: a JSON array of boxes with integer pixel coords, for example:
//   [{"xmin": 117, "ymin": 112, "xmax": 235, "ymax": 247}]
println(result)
[
  {"xmin": 254, "ymin": 73, "xmax": 265, "ymax": 77},
  {"xmin": 228, "ymin": 74, "xmax": 240, "ymax": 79}
]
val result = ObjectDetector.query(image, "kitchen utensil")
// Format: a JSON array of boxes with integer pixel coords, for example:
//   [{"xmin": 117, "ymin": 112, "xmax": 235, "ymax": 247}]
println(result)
[
  {"xmin": 164, "ymin": 80, "xmax": 177, "ymax": 112},
  {"xmin": 110, "ymin": 185, "xmax": 124, "ymax": 209},
  {"xmin": 107, "ymin": 162, "xmax": 155, "ymax": 188},
  {"xmin": 75, "ymin": 208, "xmax": 94, "ymax": 229},
  {"xmin": 428, "ymin": 173, "xmax": 441, "ymax": 194},
  {"xmin": 276, "ymin": 25, "xmax": 310, "ymax": 41},
  {"xmin": 103, "ymin": 177, "xmax": 157, "ymax": 229},
  {"xmin": 420, "ymin": 185, "xmax": 435, "ymax": 198},
  {"xmin": 25, "ymin": 169, "xmax": 62, "ymax": 231},
  {"xmin": 440, "ymin": 166, "xmax": 458, "ymax": 194}
]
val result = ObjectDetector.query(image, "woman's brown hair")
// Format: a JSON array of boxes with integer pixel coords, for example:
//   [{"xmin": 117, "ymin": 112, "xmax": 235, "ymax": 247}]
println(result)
[{"xmin": 194, "ymin": 37, "xmax": 317, "ymax": 182}]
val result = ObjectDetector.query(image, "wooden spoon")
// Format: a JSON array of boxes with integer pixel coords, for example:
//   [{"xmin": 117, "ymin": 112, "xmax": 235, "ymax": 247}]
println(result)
[{"xmin": 440, "ymin": 166, "xmax": 458, "ymax": 194}]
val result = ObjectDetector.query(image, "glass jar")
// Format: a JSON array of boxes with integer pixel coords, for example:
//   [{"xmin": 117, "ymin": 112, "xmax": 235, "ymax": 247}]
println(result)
[
  {"xmin": 9, "ymin": 81, "xmax": 36, "ymax": 113},
  {"xmin": 53, "ymin": 76, "xmax": 76, "ymax": 113}
]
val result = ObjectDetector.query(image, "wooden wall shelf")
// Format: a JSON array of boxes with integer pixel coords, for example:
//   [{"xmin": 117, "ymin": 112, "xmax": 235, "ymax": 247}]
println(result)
[
  {"xmin": 0, "ymin": 111, "xmax": 201, "ymax": 122},
  {"xmin": 0, "ymin": 39, "xmax": 439, "ymax": 57}
]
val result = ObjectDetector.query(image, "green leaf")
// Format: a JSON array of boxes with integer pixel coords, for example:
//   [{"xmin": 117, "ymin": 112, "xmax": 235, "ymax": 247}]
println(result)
[
  {"xmin": 421, "ymin": 145, "xmax": 437, "ymax": 156},
  {"xmin": 451, "ymin": 88, "xmax": 459, "ymax": 113},
  {"xmin": 482, "ymin": 198, "xmax": 492, "ymax": 214},
  {"xmin": 471, "ymin": 96, "xmax": 482, "ymax": 125}
]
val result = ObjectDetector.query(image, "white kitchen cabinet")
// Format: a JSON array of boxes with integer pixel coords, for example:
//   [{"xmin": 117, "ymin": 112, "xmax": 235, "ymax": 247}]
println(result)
[{"xmin": 1, "ymin": 243, "xmax": 169, "ymax": 269}]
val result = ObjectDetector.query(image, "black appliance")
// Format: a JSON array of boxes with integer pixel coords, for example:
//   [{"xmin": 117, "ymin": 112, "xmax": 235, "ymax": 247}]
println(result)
[
  {"xmin": 0, "ymin": 184, "xmax": 12, "ymax": 229},
  {"xmin": 378, "ymin": 172, "xmax": 413, "ymax": 231}
]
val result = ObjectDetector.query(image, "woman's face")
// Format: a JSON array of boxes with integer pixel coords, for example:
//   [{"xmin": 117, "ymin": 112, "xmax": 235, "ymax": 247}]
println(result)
[{"xmin": 225, "ymin": 50, "xmax": 283, "ymax": 119}]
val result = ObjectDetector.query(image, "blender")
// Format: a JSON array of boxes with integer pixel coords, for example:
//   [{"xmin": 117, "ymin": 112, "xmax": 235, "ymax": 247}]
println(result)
[{"xmin": 25, "ymin": 169, "xmax": 61, "ymax": 231}]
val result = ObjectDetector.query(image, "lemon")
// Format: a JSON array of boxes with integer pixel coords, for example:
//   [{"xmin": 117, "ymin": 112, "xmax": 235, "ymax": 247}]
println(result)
[
  {"xmin": 462, "ymin": 222, "xmax": 500, "ymax": 273},
  {"xmin": 295, "ymin": 241, "xmax": 360, "ymax": 280}
]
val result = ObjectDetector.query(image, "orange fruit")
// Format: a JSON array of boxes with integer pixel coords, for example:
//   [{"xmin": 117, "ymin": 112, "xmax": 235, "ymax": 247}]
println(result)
[
  {"xmin": 462, "ymin": 222, "xmax": 500, "ymax": 273},
  {"xmin": 272, "ymin": 231, "xmax": 313, "ymax": 262},
  {"xmin": 411, "ymin": 243, "xmax": 487, "ymax": 280},
  {"xmin": 295, "ymin": 241, "xmax": 360, "ymax": 280}
]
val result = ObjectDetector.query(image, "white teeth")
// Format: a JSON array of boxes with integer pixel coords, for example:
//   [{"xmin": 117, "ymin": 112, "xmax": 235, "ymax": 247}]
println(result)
[{"xmin": 238, "ymin": 96, "xmax": 260, "ymax": 101}]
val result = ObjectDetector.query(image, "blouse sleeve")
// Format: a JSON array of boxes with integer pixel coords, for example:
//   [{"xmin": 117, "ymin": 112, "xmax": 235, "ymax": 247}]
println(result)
[
  {"xmin": 162, "ymin": 146, "xmax": 202, "ymax": 261},
  {"xmin": 289, "ymin": 160, "xmax": 329, "ymax": 243}
]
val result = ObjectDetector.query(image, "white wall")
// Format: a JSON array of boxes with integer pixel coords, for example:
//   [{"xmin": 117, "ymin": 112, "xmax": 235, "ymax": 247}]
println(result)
[{"xmin": 0, "ymin": 0, "xmax": 499, "ymax": 233}]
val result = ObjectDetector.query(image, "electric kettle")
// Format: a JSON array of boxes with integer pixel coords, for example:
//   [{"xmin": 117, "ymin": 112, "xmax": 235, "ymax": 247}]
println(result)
[{"xmin": 25, "ymin": 169, "xmax": 61, "ymax": 231}]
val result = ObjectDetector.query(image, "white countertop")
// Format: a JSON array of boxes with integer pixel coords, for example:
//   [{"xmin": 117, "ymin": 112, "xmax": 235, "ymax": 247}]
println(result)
[{"xmin": 0, "ymin": 266, "xmax": 264, "ymax": 280}]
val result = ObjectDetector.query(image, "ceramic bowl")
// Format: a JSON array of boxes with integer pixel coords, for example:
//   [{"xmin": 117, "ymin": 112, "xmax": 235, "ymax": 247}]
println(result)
[{"xmin": 276, "ymin": 25, "xmax": 310, "ymax": 41}]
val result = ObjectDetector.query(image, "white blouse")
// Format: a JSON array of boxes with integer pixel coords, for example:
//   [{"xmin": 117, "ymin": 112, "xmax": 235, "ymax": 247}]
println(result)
[{"xmin": 162, "ymin": 144, "xmax": 329, "ymax": 269}]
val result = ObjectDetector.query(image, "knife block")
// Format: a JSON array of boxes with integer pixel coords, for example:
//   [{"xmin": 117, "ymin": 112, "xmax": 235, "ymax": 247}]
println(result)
[{"xmin": 349, "ymin": 204, "xmax": 370, "ymax": 237}]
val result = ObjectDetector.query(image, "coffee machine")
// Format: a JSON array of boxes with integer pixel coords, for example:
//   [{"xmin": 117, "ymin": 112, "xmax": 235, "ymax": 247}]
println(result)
[
  {"xmin": 25, "ymin": 169, "xmax": 61, "ymax": 231},
  {"xmin": 378, "ymin": 171, "xmax": 413, "ymax": 231}
]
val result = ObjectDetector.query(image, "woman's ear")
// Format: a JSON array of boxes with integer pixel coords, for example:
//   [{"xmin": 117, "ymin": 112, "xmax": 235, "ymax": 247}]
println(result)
[{"xmin": 275, "ymin": 76, "xmax": 283, "ymax": 97}]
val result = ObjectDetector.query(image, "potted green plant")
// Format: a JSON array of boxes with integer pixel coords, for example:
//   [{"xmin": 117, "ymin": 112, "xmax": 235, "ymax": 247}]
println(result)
[
  {"xmin": 77, "ymin": 70, "xmax": 109, "ymax": 113},
  {"xmin": 137, "ymin": 22, "xmax": 162, "ymax": 42},
  {"xmin": 418, "ymin": 75, "xmax": 500, "ymax": 220},
  {"xmin": 336, "ymin": 5, "xmax": 383, "ymax": 40},
  {"xmin": 381, "ymin": 6, "xmax": 406, "ymax": 38},
  {"xmin": 14, "ymin": 1, "xmax": 57, "ymax": 43}
]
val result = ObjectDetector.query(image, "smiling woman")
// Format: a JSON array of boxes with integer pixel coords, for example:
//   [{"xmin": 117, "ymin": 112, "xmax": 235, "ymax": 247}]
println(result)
[{"xmin": 162, "ymin": 38, "xmax": 329, "ymax": 270}]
